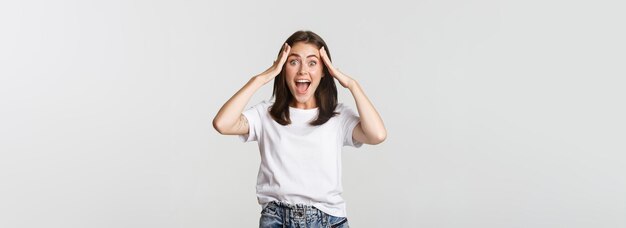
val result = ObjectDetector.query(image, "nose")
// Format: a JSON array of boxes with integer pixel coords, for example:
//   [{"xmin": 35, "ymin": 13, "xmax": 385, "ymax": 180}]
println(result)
[{"xmin": 298, "ymin": 64, "xmax": 308, "ymax": 75}]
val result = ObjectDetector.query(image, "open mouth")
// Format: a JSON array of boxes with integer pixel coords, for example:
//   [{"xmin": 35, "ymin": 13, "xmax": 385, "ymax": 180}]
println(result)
[{"xmin": 295, "ymin": 79, "xmax": 311, "ymax": 94}]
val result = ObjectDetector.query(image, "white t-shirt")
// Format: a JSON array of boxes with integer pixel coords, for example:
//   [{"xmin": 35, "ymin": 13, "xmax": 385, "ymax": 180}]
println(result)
[{"xmin": 239, "ymin": 100, "xmax": 362, "ymax": 217}]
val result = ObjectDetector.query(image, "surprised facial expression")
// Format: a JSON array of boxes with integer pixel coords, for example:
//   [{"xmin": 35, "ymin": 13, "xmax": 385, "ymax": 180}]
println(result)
[{"xmin": 284, "ymin": 42, "xmax": 324, "ymax": 107}]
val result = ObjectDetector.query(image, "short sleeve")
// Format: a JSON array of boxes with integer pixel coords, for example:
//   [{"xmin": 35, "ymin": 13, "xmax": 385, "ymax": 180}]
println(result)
[
  {"xmin": 340, "ymin": 104, "xmax": 363, "ymax": 148},
  {"xmin": 238, "ymin": 101, "xmax": 265, "ymax": 142}
]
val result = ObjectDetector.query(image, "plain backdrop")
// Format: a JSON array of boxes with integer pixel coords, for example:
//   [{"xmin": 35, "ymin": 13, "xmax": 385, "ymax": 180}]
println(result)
[{"xmin": 1, "ymin": 0, "xmax": 625, "ymax": 227}]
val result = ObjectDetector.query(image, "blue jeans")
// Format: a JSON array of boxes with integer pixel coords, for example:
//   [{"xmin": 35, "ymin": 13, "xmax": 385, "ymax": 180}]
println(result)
[{"xmin": 259, "ymin": 201, "xmax": 350, "ymax": 228}]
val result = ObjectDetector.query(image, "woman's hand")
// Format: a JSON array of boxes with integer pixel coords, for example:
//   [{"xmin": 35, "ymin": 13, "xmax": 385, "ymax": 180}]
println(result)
[
  {"xmin": 213, "ymin": 43, "xmax": 290, "ymax": 135},
  {"xmin": 319, "ymin": 46, "xmax": 355, "ymax": 89},
  {"xmin": 320, "ymin": 46, "xmax": 387, "ymax": 144},
  {"xmin": 257, "ymin": 43, "xmax": 291, "ymax": 84}
]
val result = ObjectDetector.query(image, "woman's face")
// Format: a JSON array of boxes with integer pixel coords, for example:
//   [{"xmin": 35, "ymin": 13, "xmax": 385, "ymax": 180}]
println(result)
[{"xmin": 284, "ymin": 41, "xmax": 324, "ymax": 108}]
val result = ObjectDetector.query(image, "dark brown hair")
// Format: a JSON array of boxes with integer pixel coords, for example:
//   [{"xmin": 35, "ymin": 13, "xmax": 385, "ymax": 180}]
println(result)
[{"xmin": 269, "ymin": 30, "xmax": 338, "ymax": 126}]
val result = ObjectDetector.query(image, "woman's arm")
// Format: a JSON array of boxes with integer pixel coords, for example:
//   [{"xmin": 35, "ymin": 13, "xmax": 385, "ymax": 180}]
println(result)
[
  {"xmin": 212, "ymin": 43, "xmax": 291, "ymax": 135},
  {"xmin": 212, "ymin": 76, "xmax": 265, "ymax": 135},
  {"xmin": 319, "ymin": 47, "xmax": 387, "ymax": 144},
  {"xmin": 347, "ymin": 81, "xmax": 387, "ymax": 145}
]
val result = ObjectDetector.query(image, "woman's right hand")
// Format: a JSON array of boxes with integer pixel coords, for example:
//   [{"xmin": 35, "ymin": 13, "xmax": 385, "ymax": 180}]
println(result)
[
  {"xmin": 213, "ymin": 44, "xmax": 291, "ymax": 135},
  {"xmin": 256, "ymin": 43, "xmax": 291, "ymax": 84}
]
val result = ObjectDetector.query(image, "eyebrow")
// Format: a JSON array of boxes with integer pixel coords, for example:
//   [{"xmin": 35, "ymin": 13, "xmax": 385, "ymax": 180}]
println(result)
[{"xmin": 288, "ymin": 54, "xmax": 319, "ymax": 59}]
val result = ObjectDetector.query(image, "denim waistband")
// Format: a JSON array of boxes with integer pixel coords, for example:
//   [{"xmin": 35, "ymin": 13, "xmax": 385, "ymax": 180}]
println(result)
[
  {"xmin": 264, "ymin": 201, "xmax": 324, "ymax": 220},
  {"xmin": 260, "ymin": 201, "xmax": 348, "ymax": 227},
  {"xmin": 268, "ymin": 201, "xmax": 317, "ymax": 210}
]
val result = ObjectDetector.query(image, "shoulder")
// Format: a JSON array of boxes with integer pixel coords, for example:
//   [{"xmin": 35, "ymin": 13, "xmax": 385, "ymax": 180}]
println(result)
[
  {"xmin": 335, "ymin": 103, "xmax": 356, "ymax": 114},
  {"xmin": 250, "ymin": 100, "xmax": 274, "ymax": 111},
  {"xmin": 244, "ymin": 100, "xmax": 274, "ymax": 120}
]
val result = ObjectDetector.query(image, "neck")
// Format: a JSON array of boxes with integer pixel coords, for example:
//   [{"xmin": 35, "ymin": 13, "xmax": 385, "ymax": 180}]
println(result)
[{"xmin": 290, "ymin": 98, "xmax": 317, "ymax": 109}]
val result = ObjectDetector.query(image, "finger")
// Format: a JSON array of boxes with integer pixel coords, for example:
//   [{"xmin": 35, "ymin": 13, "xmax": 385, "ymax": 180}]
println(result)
[
  {"xmin": 319, "ymin": 47, "xmax": 333, "ymax": 69},
  {"xmin": 322, "ymin": 47, "xmax": 332, "ymax": 63},
  {"xmin": 278, "ymin": 44, "xmax": 291, "ymax": 65},
  {"xmin": 276, "ymin": 43, "xmax": 287, "ymax": 59}
]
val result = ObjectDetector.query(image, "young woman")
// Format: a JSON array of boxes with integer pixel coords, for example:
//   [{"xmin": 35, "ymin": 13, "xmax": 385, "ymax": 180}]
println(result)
[{"xmin": 213, "ymin": 30, "xmax": 386, "ymax": 228}]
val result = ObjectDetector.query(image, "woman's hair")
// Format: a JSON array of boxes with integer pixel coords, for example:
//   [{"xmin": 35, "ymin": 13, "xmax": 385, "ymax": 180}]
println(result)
[{"xmin": 269, "ymin": 30, "xmax": 338, "ymax": 126}]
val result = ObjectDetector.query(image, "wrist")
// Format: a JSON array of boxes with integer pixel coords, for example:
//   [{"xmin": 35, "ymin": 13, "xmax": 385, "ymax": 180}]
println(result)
[
  {"xmin": 250, "ymin": 75, "xmax": 269, "ymax": 87},
  {"xmin": 347, "ymin": 79, "xmax": 359, "ymax": 91},
  {"xmin": 254, "ymin": 74, "xmax": 271, "ymax": 83}
]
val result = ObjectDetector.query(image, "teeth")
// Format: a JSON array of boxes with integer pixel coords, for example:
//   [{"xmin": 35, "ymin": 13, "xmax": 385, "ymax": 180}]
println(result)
[{"xmin": 295, "ymin": 79, "xmax": 310, "ymax": 83}]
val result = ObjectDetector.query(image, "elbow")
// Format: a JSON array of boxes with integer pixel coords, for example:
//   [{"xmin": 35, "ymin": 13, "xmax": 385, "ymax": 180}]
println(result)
[
  {"xmin": 212, "ymin": 118, "xmax": 226, "ymax": 135},
  {"xmin": 369, "ymin": 130, "xmax": 387, "ymax": 145}
]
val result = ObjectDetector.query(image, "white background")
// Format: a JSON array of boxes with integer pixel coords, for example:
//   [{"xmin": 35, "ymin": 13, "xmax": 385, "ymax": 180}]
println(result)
[{"xmin": 1, "ymin": 0, "xmax": 625, "ymax": 227}]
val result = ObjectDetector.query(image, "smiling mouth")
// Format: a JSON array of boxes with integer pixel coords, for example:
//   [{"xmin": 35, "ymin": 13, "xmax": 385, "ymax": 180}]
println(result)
[{"xmin": 295, "ymin": 79, "xmax": 311, "ymax": 94}]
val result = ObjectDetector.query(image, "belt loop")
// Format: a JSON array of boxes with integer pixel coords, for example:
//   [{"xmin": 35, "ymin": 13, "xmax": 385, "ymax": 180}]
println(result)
[{"xmin": 282, "ymin": 206, "xmax": 288, "ymax": 228}]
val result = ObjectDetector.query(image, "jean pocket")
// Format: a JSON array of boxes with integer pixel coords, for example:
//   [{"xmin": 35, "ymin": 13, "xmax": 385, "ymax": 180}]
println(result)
[
  {"xmin": 260, "ymin": 204, "xmax": 281, "ymax": 219},
  {"xmin": 328, "ymin": 215, "xmax": 349, "ymax": 228}
]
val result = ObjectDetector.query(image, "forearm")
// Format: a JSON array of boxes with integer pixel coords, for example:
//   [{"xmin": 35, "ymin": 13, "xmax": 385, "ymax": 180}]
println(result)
[
  {"xmin": 348, "ymin": 81, "xmax": 387, "ymax": 141},
  {"xmin": 212, "ymin": 75, "xmax": 267, "ymax": 133}
]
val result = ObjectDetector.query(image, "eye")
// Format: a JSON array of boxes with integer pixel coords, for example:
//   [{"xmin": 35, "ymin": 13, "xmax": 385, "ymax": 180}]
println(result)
[
  {"xmin": 308, "ymin": 61, "xmax": 317, "ymax": 66},
  {"xmin": 289, "ymin": 59, "xmax": 299, "ymax": 65}
]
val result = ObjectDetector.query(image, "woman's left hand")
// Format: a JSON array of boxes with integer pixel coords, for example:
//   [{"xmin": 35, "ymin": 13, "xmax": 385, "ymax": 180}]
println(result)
[{"xmin": 319, "ymin": 47, "xmax": 355, "ymax": 89}]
